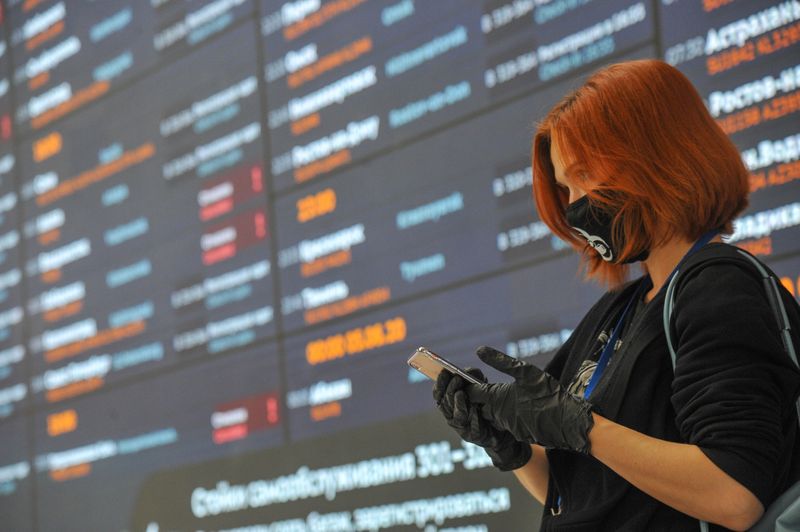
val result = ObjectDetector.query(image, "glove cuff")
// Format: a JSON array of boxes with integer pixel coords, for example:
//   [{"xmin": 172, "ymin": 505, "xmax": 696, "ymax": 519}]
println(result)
[
  {"xmin": 486, "ymin": 440, "xmax": 532, "ymax": 472},
  {"xmin": 568, "ymin": 399, "xmax": 595, "ymax": 455}
]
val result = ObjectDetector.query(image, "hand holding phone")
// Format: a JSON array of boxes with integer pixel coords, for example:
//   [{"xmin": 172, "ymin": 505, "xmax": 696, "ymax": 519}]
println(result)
[
  {"xmin": 416, "ymin": 346, "xmax": 534, "ymax": 471},
  {"xmin": 407, "ymin": 347, "xmax": 483, "ymax": 384}
]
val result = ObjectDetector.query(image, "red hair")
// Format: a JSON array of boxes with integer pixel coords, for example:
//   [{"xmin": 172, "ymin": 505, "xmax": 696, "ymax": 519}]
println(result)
[{"xmin": 532, "ymin": 59, "xmax": 749, "ymax": 288}]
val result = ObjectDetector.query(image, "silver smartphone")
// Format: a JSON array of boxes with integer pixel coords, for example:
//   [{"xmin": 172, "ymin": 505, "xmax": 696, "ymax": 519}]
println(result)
[{"xmin": 407, "ymin": 346, "xmax": 483, "ymax": 384}]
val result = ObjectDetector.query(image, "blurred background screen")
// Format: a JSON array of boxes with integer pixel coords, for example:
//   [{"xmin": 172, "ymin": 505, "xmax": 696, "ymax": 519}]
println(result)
[{"xmin": 0, "ymin": 0, "xmax": 797, "ymax": 530}]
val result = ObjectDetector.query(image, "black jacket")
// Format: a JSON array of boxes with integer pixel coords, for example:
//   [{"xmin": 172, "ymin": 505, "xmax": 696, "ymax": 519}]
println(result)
[{"xmin": 540, "ymin": 243, "xmax": 800, "ymax": 531}]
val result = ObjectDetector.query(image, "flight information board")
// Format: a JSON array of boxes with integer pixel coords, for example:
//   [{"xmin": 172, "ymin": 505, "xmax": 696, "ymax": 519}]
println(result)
[
  {"xmin": 262, "ymin": 0, "xmax": 655, "ymax": 190},
  {"xmin": 7, "ymin": 0, "xmax": 256, "ymax": 135},
  {"xmin": 0, "ymin": 15, "xmax": 26, "ymax": 422},
  {"xmin": 659, "ymin": 0, "xmax": 800, "ymax": 257},
  {"xmin": 33, "ymin": 343, "xmax": 283, "ymax": 532},
  {"xmin": 0, "ymin": 1, "xmax": 797, "ymax": 531},
  {"xmin": 19, "ymin": 23, "xmax": 277, "ymax": 411}
]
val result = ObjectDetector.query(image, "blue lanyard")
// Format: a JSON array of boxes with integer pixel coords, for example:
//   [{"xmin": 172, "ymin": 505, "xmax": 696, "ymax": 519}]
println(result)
[
  {"xmin": 583, "ymin": 281, "xmax": 644, "ymax": 399},
  {"xmin": 582, "ymin": 229, "xmax": 718, "ymax": 400}
]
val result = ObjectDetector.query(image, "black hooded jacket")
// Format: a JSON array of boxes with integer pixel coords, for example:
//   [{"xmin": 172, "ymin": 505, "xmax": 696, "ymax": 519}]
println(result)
[{"xmin": 539, "ymin": 243, "xmax": 800, "ymax": 532}]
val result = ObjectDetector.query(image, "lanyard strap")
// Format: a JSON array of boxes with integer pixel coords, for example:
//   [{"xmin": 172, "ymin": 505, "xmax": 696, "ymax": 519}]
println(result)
[
  {"xmin": 583, "ymin": 229, "xmax": 719, "ymax": 400},
  {"xmin": 583, "ymin": 281, "xmax": 644, "ymax": 399}
]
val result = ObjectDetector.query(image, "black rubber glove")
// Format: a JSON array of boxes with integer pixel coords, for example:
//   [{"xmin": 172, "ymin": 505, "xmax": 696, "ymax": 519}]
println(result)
[
  {"xmin": 465, "ymin": 346, "xmax": 595, "ymax": 454},
  {"xmin": 433, "ymin": 367, "xmax": 532, "ymax": 471}
]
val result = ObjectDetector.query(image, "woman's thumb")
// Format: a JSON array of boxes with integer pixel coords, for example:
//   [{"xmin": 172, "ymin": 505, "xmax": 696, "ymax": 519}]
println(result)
[{"xmin": 475, "ymin": 346, "xmax": 525, "ymax": 378}]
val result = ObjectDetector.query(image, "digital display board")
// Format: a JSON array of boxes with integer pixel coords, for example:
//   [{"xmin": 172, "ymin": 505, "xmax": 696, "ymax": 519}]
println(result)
[
  {"xmin": 0, "ymin": 1, "xmax": 797, "ymax": 531},
  {"xmin": 659, "ymin": 0, "xmax": 800, "ymax": 256},
  {"xmin": 33, "ymin": 344, "xmax": 283, "ymax": 532},
  {"xmin": 7, "ymin": 0, "xmax": 256, "ymax": 134},
  {"xmin": 261, "ymin": 0, "xmax": 655, "ymax": 190},
  {"xmin": 18, "ymin": 23, "xmax": 277, "ymax": 412},
  {"xmin": 0, "ymin": 13, "xmax": 26, "ymax": 423}
]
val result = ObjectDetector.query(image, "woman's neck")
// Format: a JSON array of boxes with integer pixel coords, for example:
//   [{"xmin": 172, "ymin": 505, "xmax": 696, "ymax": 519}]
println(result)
[{"xmin": 642, "ymin": 234, "xmax": 722, "ymax": 302}]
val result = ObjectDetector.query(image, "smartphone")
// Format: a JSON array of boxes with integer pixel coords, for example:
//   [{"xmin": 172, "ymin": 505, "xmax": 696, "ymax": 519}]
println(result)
[{"xmin": 407, "ymin": 347, "xmax": 483, "ymax": 385}]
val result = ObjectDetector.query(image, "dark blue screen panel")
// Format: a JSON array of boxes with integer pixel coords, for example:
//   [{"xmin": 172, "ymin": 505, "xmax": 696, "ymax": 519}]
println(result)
[{"xmin": 0, "ymin": 1, "xmax": 795, "ymax": 530}]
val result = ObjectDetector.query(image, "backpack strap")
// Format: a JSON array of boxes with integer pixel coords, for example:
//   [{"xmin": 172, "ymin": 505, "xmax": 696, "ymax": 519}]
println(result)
[{"xmin": 664, "ymin": 246, "xmax": 799, "ymax": 414}]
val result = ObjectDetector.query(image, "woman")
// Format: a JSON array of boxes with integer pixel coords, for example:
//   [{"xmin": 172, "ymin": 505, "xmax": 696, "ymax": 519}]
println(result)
[{"xmin": 433, "ymin": 59, "xmax": 800, "ymax": 531}]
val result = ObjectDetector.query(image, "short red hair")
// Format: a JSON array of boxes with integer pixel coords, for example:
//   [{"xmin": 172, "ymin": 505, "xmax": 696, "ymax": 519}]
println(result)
[{"xmin": 532, "ymin": 59, "xmax": 749, "ymax": 288}]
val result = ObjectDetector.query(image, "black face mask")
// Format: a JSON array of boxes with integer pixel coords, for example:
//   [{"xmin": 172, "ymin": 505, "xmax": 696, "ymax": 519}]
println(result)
[{"xmin": 564, "ymin": 196, "xmax": 649, "ymax": 264}]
